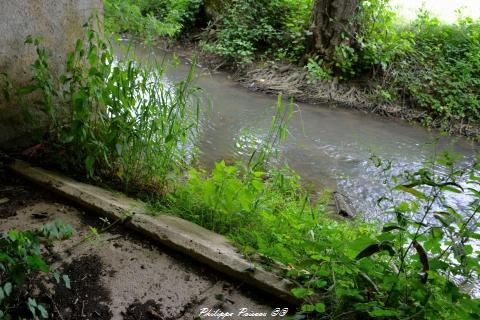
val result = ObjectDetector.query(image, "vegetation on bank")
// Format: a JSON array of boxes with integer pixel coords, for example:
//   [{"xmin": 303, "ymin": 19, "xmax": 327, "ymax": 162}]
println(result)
[
  {"xmin": 103, "ymin": 0, "xmax": 480, "ymax": 135},
  {"xmin": 1, "ymin": 20, "xmax": 479, "ymax": 318},
  {"xmin": 0, "ymin": 221, "xmax": 73, "ymax": 318}
]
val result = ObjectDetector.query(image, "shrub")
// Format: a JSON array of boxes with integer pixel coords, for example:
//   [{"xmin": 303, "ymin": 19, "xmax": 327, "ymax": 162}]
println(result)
[
  {"xmin": 386, "ymin": 13, "xmax": 480, "ymax": 126},
  {"xmin": 203, "ymin": 0, "xmax": 313, "ymax": 65},
  {"xmin": 306, "ymin": 57, "xmax": 332, "ymax": 84},
  {"xmin": 325, "ymin": 0, "xmax": 413, "ymax": 78},
  {"xmin": 166, "ymin": 151, "xmax": 480, "ymax": 319},
  {"xmin": 104, "ymin": 0, "xmax": 203, "ymax": 40}
]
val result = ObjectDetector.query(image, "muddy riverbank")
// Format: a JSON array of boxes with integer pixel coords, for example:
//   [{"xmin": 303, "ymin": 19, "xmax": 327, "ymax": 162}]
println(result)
[{"xmin": 164, "ymin": 39, "xmax": 480, "ymax": 140}]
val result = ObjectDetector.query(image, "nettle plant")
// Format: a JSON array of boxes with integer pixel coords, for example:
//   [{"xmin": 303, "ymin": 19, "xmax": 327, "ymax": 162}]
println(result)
[
  {"xmin": 362, "ymin": 153, "xmax": 479, "ymax": 318},
  {"xmin": 291, "ymin": 152, "xmax": 480, "ymax": 319},
  {"xmin": 0, "ymin": 221, "xmax": 73, "ymax": 319}
]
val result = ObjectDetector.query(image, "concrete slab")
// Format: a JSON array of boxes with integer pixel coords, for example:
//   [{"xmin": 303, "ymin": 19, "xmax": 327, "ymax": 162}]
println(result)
[{"xmin": 9, "ymin": 160, "xmax": 299, "ymax": 306}]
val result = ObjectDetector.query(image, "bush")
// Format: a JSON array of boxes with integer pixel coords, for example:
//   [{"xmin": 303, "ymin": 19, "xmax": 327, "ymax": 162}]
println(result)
[
  {"xmin": 203, "ymin": 0, "xmax": 313, "ymax": 65},
  {"xmin": 306, "ymin": 57, "xmax": 332, "ymax": 84},
  {"xmin": 386, "ymin": 14, "xmax": 480, "ymax": 126},
  {"xmin": 104, "ymin": 0, "xmax": 203, "ymax": 40},
  {"xmin": 13, "ymin": 15, "xmax": 480, "ymax": 320},
  {"xmin": 159, "ymin": 95, "xmax": 480, "ymax": 319}
]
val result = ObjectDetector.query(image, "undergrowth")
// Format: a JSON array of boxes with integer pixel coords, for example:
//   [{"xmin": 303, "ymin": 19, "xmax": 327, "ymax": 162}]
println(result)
[
  {"xmin": 0, "ymin": 221, "xmax": 73, "ymax": 319},
  {"xmin": 383, "ymin": 14, "xmax": 480, "ymax": 128},
  {"xmin": 161, "ymin": 123, "xmax": 480, "ymax": 319},
  {"xmin": 104, "ymin": 0, "xmax": 202, "ymax": 41},
  {"xmin": 201, "ymin": 0, "xmax": 313, "ymax": 66}
]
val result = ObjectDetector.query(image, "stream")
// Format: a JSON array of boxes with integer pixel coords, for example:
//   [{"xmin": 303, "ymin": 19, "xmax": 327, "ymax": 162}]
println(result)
[{"xmin": 124, "ymin": 42, "xmax": 479, "ymax": 221}]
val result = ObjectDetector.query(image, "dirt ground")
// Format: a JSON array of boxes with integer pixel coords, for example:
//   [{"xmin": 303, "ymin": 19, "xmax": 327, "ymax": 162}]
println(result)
[{"xmin": 0, "ymin": 170, "xmax": 288, "ymax": 319}]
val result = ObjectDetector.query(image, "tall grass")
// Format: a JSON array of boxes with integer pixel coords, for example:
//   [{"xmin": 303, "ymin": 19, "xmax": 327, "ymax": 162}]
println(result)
[{"xmin": 21, "ymin": 22, "xmax": 200, "ymax": 193}]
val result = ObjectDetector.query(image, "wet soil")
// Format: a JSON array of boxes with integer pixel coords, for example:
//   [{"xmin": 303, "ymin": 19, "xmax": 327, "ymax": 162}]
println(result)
[
  {"xmin": 0, "ymin": 169, "xmax": 58, "ymax": 219},
  {"xmin": 124, "ymin": 300, "xmax": 167, "ymax": 320},
  {"xmin": 52, "ymin": 255, "xmax": 112, "ymax": 319}
]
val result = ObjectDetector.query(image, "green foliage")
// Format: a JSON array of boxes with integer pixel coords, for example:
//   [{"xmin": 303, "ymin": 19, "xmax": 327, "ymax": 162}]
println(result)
[
  {"xmin": 385, "ymin": 14, "xmax": 480, "ymax": 126},
  {"xmin": 141, "ymin": 0, "xmax": 203, "ymax": 30},
  {"xmin": 203, "ymin": 0, "xmax": 313, "ymax": 65},
  {"xmin": 331, "ymin": 0, "xmax": 413, "ymax": 78},
  {"xmin": 306, "ymin": 57, "xmax": 332, "ymax": 84},
  {"xmin": 345, "ymin": 152, "xmax": 480, "ymax": 319},
  {"xmin": 308, "ymin": 1, "xmax": 480, "ymax": 128},
  {"xmin": 104, "ymin": 0, "xmax": 202, "ymax": 40},
  {"xmin": 20, "ymin": 24, "xmax": 199, "ymax": 192},
  {"xmin": 0, "ymin": 221, "xmax": 73, "ymax": 319},
  {"xmin": 163, "ymin": 139, "xmax": 480, "ymax": 319},
  {"xmin": 103, "ymin": 0, "xmax": 480, "ymax": 128}
]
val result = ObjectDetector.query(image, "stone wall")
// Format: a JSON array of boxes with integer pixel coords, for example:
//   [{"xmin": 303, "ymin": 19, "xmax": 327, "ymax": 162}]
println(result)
[{"xmin": 0, "ymin": 0, "xmax": 102, "ymax": 147}]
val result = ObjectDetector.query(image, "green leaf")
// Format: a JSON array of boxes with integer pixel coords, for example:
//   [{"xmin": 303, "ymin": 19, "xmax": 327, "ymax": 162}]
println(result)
[
  {"xmin": 3, "ymin": 282, "xmax": 12, "ymax": 296},
  {"xmin": 466, "ymin": 231, "xmax": 480, "ymax": 240},
  {"xmin": 38, "ymin": 304, "xmax": 49, "ymax": 318},
  {"xmin": 26, "ymin": 255, "xmax": 50, "ymax": 273},
  {"xmin": 382, "ymin": 224, "xmax": 405, "ymax": 232},
  {"xmin": 63, "ymin": 274, "xmax": 71, "ymax": 289},
  {"xmin": 291, "ymin": 288, "xmax": 313, "ymax": 299},
  {"xmin": 314, "ymin": 303, "xmax": 326, "ymax": 313},
  {"xmin": 301, "ymin": 304, "xmax": 315, "ymax": 313},
  {"xmin": 88, "ymin": 48, "xmax": 98, "ymax": 65},
  {"xmin": 348, "ymin": 238, "xmax": 377, "ymax": 258},
  {"xmin": 251, "ymin": 179, "xmax": 263, "ymax": 191},
  {"xmin": 85, "ymin": 156, "xmax": 95, "ymax": 176},
  {"xmin": 75, "ymin": 39, "xmax": 84, "ymax": 54},
  {"xmin": 66, "ymin": 52, "xmax": 75, "ymax": 70},
  {"xmin": 17, "ymin": 85, "xmax": 38, "ymax": 95},
  {"xmin": 313, "ymin": 280, "xmax": 327, "ymax": 288},
  {"xmin": 440, "ymin": 185, "xmax": 463, "ymax": 193},
  {"xmin": 369, "ymin": 309, "xmax": 400, "ymax": 317},
  {"xmin": 395, "ymin": 185, "xmax": 428, "ymax": 200},
  {"xmin": 356, "ymin": 242, "xmax": 395, "ymax": 260}
]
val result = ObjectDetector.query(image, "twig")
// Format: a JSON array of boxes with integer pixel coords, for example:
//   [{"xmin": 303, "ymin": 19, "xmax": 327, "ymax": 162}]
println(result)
[{"xmin": 46, "ymin": 293, "xmax": 65, "ymax": 320}]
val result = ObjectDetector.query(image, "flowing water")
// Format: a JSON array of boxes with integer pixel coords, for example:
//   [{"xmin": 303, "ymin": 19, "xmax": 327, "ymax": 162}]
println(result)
[{"xmin": 124, "ymin": 43, "xmax": 479, "ymax": 220}]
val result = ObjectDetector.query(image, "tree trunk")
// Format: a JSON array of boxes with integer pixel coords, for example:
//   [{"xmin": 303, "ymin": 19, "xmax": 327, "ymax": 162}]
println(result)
[{"xmin": 308, "ymin": 0, "xmax": 360, "ymax": 63}]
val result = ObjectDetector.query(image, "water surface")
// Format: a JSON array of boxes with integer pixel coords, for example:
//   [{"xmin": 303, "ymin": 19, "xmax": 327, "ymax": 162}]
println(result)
[{"xmin": 126, "ymin": 43, "xmax": 479, "ymax": 219}]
